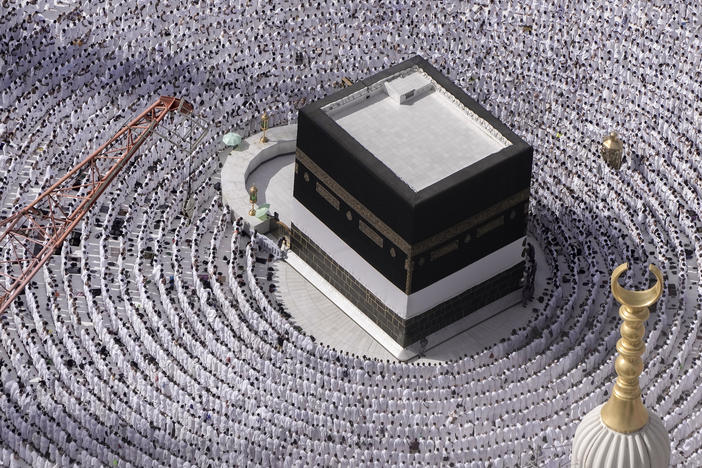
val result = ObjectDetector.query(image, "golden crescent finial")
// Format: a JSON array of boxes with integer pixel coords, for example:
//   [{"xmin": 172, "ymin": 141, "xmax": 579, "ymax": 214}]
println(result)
[
  {"xmin": 601, "ymin": 262, "xmax": 664, "ymax": 433},
  {"xmin": 610, "ymin": 263, "xmax": 663, "ymax": 309}
]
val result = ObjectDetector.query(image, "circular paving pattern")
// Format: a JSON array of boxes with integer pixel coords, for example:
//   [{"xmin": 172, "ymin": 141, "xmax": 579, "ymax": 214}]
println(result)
[{"xmin": 1, "ymin": 1, "xmax": 701, "ymax": 466}]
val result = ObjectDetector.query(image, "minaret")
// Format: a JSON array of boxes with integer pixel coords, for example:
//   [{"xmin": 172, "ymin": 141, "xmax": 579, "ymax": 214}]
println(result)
[{"xmin": 571, "ymin": 263, "xmax": 670, "ymax": 467}]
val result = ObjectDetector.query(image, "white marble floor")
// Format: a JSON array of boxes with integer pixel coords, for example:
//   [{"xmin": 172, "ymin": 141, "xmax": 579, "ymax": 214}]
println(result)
[
  {"xmin": 243, "ymin": 152, "xmax": 295, "ymax": 228},
  {"xmin": 275, "ymin": 259, "xmax": 396, "ymax": 360}
]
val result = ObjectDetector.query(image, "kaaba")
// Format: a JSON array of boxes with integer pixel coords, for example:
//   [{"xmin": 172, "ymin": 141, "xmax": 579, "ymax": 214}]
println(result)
[{"xmin": 291, "ymin": 56, "xmax": 533, "ymax": 349}]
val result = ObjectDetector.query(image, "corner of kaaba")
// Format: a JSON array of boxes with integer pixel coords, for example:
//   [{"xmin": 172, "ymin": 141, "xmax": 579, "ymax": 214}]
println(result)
[{"xmin": 290, "ymin": 55, "xmax": 533, "ymax": 349}]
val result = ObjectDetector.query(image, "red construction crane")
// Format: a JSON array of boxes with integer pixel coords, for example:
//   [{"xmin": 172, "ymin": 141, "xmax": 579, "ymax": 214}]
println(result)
[{"xmin": 0, "ymin": 96, "xmax": 198, "ymax": 315}]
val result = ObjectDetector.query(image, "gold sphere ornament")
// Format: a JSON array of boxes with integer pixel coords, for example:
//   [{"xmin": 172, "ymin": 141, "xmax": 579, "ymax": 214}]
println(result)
[{"xmin": 601, "ymin": 131, "xmax": 623, "ymax": 170}]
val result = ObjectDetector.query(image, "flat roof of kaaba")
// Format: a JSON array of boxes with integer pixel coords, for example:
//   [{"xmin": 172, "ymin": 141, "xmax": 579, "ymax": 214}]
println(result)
[
  {"xmin": 322, "ymin": 68, "xmax": 510, "ymax": 191},
  {"xmin": 296, "ymin": 56, "xmax": 532, "ymax": 244}
]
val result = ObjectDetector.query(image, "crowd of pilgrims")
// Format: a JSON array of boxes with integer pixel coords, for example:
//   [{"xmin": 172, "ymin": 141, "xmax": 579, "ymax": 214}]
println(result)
[{"xmin": 0, "ymin": 0, "xmax": 701, "ymax": 466}]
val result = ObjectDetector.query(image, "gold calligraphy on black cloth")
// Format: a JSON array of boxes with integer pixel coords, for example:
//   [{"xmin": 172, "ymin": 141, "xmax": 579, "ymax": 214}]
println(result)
[{"xmin": 296, "ymin": 147, "xmax": 529, "ymax": 260}]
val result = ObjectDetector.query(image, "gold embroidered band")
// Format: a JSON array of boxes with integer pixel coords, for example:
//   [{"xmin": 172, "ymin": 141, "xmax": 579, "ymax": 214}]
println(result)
[
  {"xmin": 296, "ymin": 147, "xmax": 529, "ymax": 258},
  {"xmin": 316, "ymin": 182, "xmax": 340, "ymax": 210},
  {"xmin": 476, "ymin": 216, "xmax": 505, "ymax": 238},
  {"xmin": 430, "ymin": 239, "xmax": 459, "ymax": 262},
  {"xmin": 359, "ymin": 219, "xmax": 384, "ymax": 247}
]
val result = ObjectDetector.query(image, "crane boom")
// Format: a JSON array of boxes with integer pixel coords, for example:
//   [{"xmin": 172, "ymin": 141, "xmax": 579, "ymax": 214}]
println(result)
[{"xmin": 0, "ymin": 96, "xmax": 194, "ymax": 314}]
